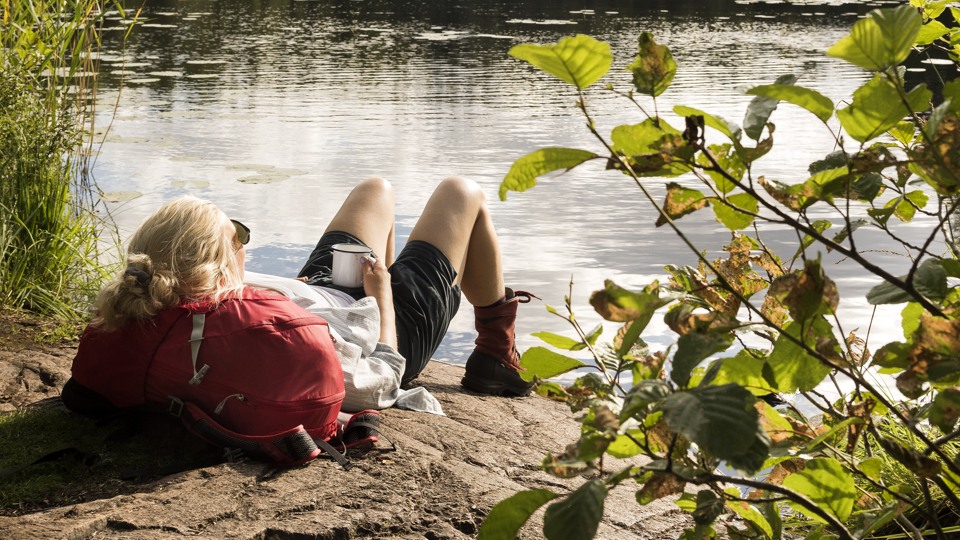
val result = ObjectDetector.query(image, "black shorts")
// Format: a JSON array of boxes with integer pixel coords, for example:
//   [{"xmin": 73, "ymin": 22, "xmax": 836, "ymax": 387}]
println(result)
[{"xmin": 298, "ymin": 231, "xmax": 462, "ymax": 385}]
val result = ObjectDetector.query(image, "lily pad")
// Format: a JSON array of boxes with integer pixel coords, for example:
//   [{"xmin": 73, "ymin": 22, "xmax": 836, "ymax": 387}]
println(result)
[
  {"xmin": 505, "ymin": 19, "xmax": 577, "ymax": 25},
  {"xmin": 100, "ymin": 191, "xmax": 142, "ymax": 203},
  {"xmin": 237, "ymin": 174, "xmax": 290, "ymax": 184},
  {"xmin": 170, "ymin": 180, "xmax": 210, "ymax": 188}
]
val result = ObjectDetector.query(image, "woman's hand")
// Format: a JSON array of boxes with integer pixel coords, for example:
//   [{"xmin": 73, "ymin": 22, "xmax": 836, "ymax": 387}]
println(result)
[{"xmin": 362, "ymin": 256, "xmax": 397, "ymax": 348}]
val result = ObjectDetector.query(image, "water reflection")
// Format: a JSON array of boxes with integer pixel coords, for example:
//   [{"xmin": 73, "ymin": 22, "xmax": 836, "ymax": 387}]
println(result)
[{"xmin": 91, "ymin": 0, "xmax": 930, "ymax": 373}]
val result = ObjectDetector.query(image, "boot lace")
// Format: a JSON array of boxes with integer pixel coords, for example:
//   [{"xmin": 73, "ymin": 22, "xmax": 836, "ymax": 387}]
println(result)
[{"xmin": 511, "ymin": 290, "xmax": 539, "ymax": 304}]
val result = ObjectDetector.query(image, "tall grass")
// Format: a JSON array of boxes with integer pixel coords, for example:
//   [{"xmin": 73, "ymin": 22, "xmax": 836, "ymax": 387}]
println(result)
[{"xmin": 0, "ymin": 0, "xmax": 131, "ymax": 318}]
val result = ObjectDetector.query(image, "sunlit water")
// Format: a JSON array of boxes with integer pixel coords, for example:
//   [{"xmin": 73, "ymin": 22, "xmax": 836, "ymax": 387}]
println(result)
[{"xmin": 89, "ymin": 0, "xmax": 945, "ymax": 393}]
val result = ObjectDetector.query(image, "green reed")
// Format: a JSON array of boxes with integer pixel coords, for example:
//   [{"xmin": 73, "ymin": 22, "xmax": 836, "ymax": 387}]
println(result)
[{"xmin": 0, "ymin": 0, "xmax": 133, "ymax": 318}]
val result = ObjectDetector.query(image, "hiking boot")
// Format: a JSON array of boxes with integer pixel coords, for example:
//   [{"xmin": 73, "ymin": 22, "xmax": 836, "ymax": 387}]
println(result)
[
  {"xmin": 462, "ymin": 349, "xmax": 534, "ymax": 397},
  {"xmin": 460, "ymin": 288, "xmax": 537, "ymax": 397}
]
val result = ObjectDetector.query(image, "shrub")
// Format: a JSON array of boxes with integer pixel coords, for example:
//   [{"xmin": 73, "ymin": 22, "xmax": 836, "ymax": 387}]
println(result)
[{"xmin": 481, "ymin": 3, "xmax": 960, "ymax": 539}]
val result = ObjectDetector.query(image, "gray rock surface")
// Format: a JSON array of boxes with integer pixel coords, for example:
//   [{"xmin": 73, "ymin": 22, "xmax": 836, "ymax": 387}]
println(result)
[{"xmin": 0, "ymin": 343, "xmax": 690, "ymax": 539}]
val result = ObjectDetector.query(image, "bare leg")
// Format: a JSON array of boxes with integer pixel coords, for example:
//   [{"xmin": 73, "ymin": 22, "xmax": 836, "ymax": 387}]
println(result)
[
  {"xmin": 405, "ymin": 177, "xmax": 533, "ymax": 396},
  {"xmin": 407, "ymin": 176, "xmax": 504, "ymax": 306},
  {"xmin": 325, "ymin": 176, "xmax": 396, "ymax": 264}
]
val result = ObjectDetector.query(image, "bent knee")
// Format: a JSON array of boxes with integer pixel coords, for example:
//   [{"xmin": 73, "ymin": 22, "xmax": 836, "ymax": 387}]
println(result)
[
  {"xmin": 358, "ymin": 176, "xmax": 393, "ymax": 193},
  {"xmin": 438, "ymin": 176, "xmax": 484, "ymax": 202}
]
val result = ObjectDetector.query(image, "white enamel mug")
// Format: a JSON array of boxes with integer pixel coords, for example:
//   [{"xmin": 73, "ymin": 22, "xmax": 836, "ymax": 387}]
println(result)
[{"xmin": 330, "ymin": 244, "xmax": 373, "ymax": 287}]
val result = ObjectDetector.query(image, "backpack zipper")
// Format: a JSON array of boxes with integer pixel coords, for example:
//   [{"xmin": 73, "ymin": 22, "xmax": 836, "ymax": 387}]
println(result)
[{"xmin": 214, "ymin": 393, "xmax": 245, "ymax": 414}]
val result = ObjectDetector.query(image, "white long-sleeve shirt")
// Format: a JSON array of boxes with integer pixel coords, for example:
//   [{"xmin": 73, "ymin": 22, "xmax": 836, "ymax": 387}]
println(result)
[{"xmin": 243, "ymin": 271, "xmax": 443, "ymax": 415}]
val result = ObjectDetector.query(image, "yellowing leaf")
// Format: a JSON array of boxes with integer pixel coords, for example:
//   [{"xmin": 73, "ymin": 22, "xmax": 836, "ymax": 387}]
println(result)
[
  {"xmin": 499, "ymin": 147, "xmax": 597, "ymax": 200},
  {"xmin": 509, "ymin": 34, "xmax": 612, "ymax": 90}
]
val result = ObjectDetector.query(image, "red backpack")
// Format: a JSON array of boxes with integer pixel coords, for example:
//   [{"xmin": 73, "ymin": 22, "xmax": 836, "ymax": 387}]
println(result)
[{"xmin": 72, "ymin": 288, "xmax": 347, "ymax": 465}]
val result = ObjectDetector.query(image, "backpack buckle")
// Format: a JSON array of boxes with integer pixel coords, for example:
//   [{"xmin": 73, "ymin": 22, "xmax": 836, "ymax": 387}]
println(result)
[
  {"xmin": 222, "ymin": 447, "xmax": 244, "ymax": 463},
  {"xmin": 167, "ymin": 396, "xmax": 185, "ymax": 418}
]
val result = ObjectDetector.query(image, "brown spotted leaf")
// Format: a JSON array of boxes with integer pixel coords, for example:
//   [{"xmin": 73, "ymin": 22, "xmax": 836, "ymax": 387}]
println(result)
[
  {"xmin": 904, "ymin": 313, "xmax": 960, "ymax": 385},
  {"xmin": 656, "ymin": 183, "xmax": 709, "ymax": 227},
  {"xmin": 590, "ymin": 280, "xmax": 670, "ymax": 325},
  {"xmin": 759, "ymin": 176, "xmax": 803, "ymax": 211},
  {"xmin": 846, "ymin": 399, "xmax": 875, "ymax": 454},
  {"xmin": 637, "ymin": 472, "xmax": 686, "ymax": 505},
  {"xmin": 908, "ymin": 114, "xmax": 960, "ymax": 195},
  {"xmin": 930, "ymin": 388, "xmax": 960, "ymax": 433},
  {"xmin": 761, "ymin": 295, "xmax": 789, "ymax": 328},
  {"xmin": 846, "ymin": 332, "xmax": 871, "ymax": 366},
  {"xmin": 628, "ymin": 32, "xmax": 677, "ymax": 98},
  {"xmin": 665, "ymin": 304, "xmax": 741, "ymax": 336},
  {"xmin": 767, "ymin": 259, "xmax": 839, "ymax": 323},
  {"xmin": 874, "ymin": 435, "xmax": 941, "ymax": 478}
]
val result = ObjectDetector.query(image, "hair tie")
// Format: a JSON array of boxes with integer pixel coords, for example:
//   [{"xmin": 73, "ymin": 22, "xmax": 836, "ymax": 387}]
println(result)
[{"xmin": 124, "ymin": 268, "xmax": 153, "ymax": 287}]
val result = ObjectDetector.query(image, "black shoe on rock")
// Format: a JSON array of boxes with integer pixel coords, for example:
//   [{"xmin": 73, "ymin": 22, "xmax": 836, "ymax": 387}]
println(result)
[{"xmin": 461, "ymin": 350, "xmax": 534, "ymax": 397}]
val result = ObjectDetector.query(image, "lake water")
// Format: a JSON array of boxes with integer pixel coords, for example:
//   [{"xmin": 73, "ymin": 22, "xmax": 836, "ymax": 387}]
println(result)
[{"xmin": 90, "ymin": 0, "xmax": 940, "ymax": 386}]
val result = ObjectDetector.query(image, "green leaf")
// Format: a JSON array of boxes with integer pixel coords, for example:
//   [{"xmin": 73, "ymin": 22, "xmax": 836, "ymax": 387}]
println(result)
[
  {"xmin": 901, "ymin": 190, "xmax": 929, "ymax": 220},
  {"xmin": 831, "ymin": 218, "xmax": 870, "ymax": 246},
  {"xmin": 873, "ymin": 341, "xmax": 910, "ymax": 370},
  {"xmin": 674, "ymin": 105, "xmax": 742, "ymax": 142},
  {"xmin": 509, "ymin": 34, "xmax": 613, "ymax": 90},
  {"xmin": 923, "ymin": 100, "xmax": 952, "ymax": 141},
  {"xmin": 477, "ymin": 489, "xmax": 558, "ymax": 540},
  {"xmin": 944, "ymin": 78, "xmax": 960, "ymax": 114},
  {"xmin": 662, "ymin": 384, "xmax": 768, "ymax": 471},
  {"xmin": 610, "ymin": 118, "xmax": 682, "ymax": 156},
  {"xmin": 782, "ymin": 458, "xmax": 856, "ymax": 523},
  {"xmin": 902, "ymin": 302, "xmax": 924, "ymax": 337},
  {"xmin": 837, "ymin": 74, "xmax": 932, "ymax": 143},
  {"xmin": 743, "ymin": 75, "xmax": 798, "ymax": 141},
  {"xmin": 519, "ymin": 346, "xmax": 588, "ymax": 382},
  {"xmin": 533, "ymin": 331, "xmax": 584, "ymax": 351},
  {"xmin": 866, "ymin": 258, "xmax": 948, "ymax": 304},
  {"xmin": 621, "ymin": 380, "xmax": 672, "ymax": 422},
  {"xmin": 929, "ymin": 387, "xmax": 960, "ymax": 433},
  {"xmin": 589, "ymin": 280, "xmax": 670, "ymax": 328},
  {"xmin": 628, "ymin": 32, "xmax": 677, "ymax": 97},
  {"xmin": 543, "ymin": 479, "xmax": 607, "ymax": 540},
  {"xmin": 867, "ymin": 205, "xmax": 896, "ymax": 226},
  {"xmin": 699, "ymin": 143, "xmax": 745, "ymax": 194},
  {"xmin": 849, "ymin": 173, "xmax": 884, "ymax": 202},
  {"xmin": 710, "ymin": 350, "xmax": 778, "ymax": 396},
  {"xmin": 792, "ymin": 219, "xmax": 832, "ymax": 263},
  {"xmin": 671, "ymin": 333, "xmax": 734, "ymax": 388},
  {"xmin": 712, "ymin": 192, "xmax": 759, "ymax": 230},
  {"xmin": 499, "ymin": 148, "xmax": 598, "ymax": 200},
  {"xmin": 941, "ymin": 259, "xmax": 960, "ymax": 278},
  {"xmin": 584, "ymin": 324, "xmax": 603, "ymax": 347},
  {"xmin": 746, "ymin": 83, "xmax": 834, "ymax": 123},
  {"xmin": 802, "ymin": 417, "xmax": 862, "ymax": 453},
  {"xmin": 826, "ymin": 5, "xmax": 922, "ymax": 70},
  {"xmin": 916, "ymin": 20, "xmax": 950, "ymax": 46},
  {"xmin": 692, "ymin": 490, "xmax": 725, "ymax": 526},
  {"xmin": 607, "ymin": 430, "xmax": 645, "ymax": 458},
  {"xmin": 888, "ymin": 120, "xmax": 917, "ymax": 145},
  {"xmin": 724, "ymin": 487, "xmax": 774, "ymax": 538},
  {"xmin": 859, "ymin": 456, "xmax": 884, "ymax": 481},
  {"xmin": 766, "ymin": 319, "xmax": 836, "ymax": 393},
  {"xmin": 656, "ymin": 183, "xmax": 709, "ymax": 226}
]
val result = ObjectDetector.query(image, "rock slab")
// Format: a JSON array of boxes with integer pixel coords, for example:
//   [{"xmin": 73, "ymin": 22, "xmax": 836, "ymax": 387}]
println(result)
[{"xmin": 0, "ymin": 343, "xmax": 689, "ymax": 539}]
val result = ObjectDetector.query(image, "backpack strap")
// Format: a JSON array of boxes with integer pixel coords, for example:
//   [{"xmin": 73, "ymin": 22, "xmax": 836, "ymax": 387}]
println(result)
[
  {"xmin": 188, "ymin": 313, "xmax": 209, "ymax": 385},
  {"xmin": 336, "ymin": 410, "xmax": 397, "ymax": 452},
  {"xmin": 169, "ymin": 397, "xmax": 351, "ymax": 469}
]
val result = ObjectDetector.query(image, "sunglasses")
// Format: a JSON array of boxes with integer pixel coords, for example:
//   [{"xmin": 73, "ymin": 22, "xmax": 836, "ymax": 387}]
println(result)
[{"xmin": 230, "ymin": 219, "xmax": 251, "ymax": 246}]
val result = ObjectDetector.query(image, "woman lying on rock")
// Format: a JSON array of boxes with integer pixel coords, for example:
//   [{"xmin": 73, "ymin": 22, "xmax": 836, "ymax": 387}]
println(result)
[{"xmin": 62, "ymin": 177, "xmax": 534, "ymax": 442}]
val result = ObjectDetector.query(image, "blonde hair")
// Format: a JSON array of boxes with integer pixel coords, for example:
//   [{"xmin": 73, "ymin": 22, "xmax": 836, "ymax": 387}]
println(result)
[{"xmin": 91, "ymin": 196, "xmax": 246, "ymax": 330}]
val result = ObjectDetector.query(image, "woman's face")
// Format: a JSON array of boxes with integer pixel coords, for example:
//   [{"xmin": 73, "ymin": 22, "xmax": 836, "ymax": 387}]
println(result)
[{"xmin": 222, "ymin": 215, "xmax": 246, "ymax": 279}]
